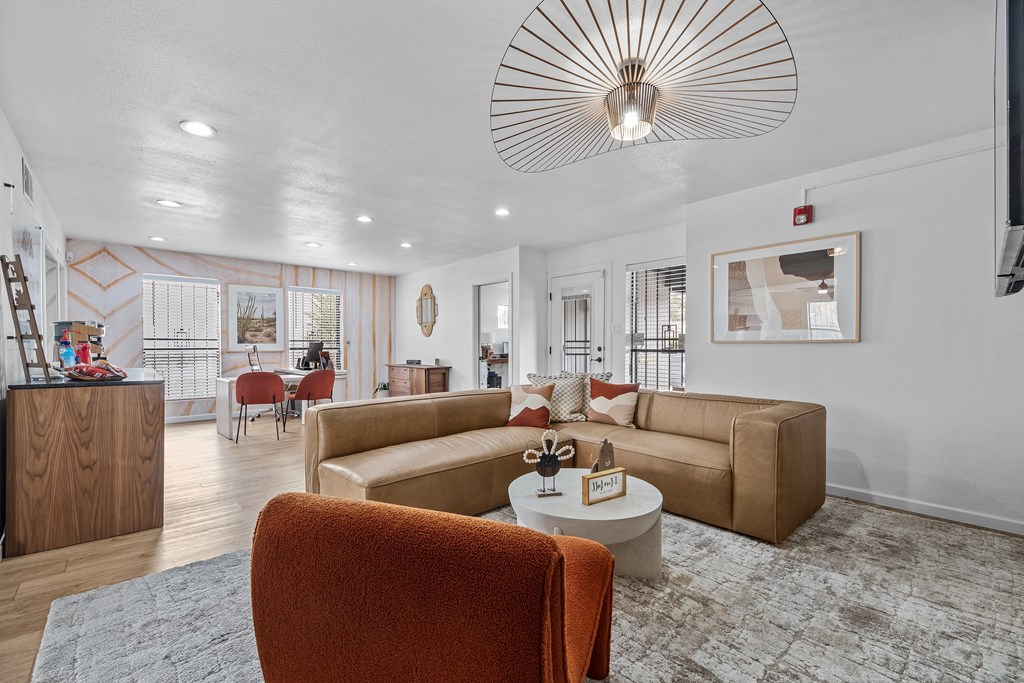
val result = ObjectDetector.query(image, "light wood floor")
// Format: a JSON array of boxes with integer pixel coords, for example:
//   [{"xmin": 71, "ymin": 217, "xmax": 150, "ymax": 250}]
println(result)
[{"xmin": 0, "ymin": 418, "xmax": 306, "ymax": 683}]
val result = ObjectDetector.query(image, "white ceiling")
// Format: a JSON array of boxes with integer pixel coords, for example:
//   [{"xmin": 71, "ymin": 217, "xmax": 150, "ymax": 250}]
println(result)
[{"xmin": 0, "ymin": 1, "xmax": 996, "ymax": 275}]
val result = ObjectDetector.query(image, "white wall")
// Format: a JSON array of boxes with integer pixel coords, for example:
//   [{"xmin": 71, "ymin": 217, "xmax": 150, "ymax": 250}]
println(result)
[
  {"xmin": 516, "ymin": 247, "xmax": 549, "ymax": 382},
  {"xmin": 546, "ymin": 222, "xmax": 687, "ymax": 383},
  {"xmin": 395, "ymin": 248, "xmax": 519, "ymax": 391},
  {"xmin": 686, "ymin": 130, "xmax": 1024, "ymax": 535},
  {"xmin": 0, "ymin": 105, "xmax": 67, "ymax": 395}
]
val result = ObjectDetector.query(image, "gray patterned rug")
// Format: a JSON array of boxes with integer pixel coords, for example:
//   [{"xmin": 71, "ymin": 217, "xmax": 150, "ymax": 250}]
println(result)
[{"xmin": 32, "ymin": 498, "xmax": 1024, "ymax": 682}]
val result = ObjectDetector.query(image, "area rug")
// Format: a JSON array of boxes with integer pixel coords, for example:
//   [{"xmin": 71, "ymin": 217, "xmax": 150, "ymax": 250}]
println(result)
[{"xmin": 32, "ymin": 498, "xmax": 1024, "ymax": 682}]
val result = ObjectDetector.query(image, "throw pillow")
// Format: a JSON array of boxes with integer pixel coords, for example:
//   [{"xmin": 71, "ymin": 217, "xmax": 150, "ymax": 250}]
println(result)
[
  {"xmin": 587, "ymin": 378, "xmax": 641, "ymax": 427},
  {"xmin": 527, "ymin": 373, "xmax": 585, "ymax": 423},
  {"xmin": 559, "ymin": 371, "xmax": 613, "ymax": 419},
  {"xmin": 508, "ymin": 384, "xmax": 554, "ymax": 428}
]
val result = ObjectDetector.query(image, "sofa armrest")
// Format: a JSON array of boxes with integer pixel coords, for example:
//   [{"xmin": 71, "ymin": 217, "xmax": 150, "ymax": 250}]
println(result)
[
  {"xmin": 730, "ymin": 402, "xmax": 826, "ymax": 543},
  {"xmin": 304, "ymin": 404, "xmax": 326, "ymax": 494}
]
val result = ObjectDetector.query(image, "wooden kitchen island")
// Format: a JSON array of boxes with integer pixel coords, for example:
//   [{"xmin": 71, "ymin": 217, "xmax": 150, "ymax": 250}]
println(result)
[{"xmin": 5, "ymin": 369, "xmax": 164, "ymax": 557}]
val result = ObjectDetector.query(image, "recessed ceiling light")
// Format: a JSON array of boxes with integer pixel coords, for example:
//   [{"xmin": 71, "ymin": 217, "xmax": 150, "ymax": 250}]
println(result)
[
  {"xmin": 305, "ymin": 242, "xmax": 322, "ymax": 248},
  {"xmin": 179, "ymin": 120, "xmax": 216, "ymax": 137},
  {"xmin": 155, "ymin": 199, "xmax": 183, "ymax": 208},
  {"xmin": 494, "ymin": 208, "xmax": 510, "ymax": 216},
  {"xmin": 347, "ymin": 262, "xmax": 357, "ymax": 267},
  {"xmin": 148, "ymin": 236, "xmax": 166, "ymax": 242},
  {"xmin": 357, "ymin": 215, "xmax": 373, "ymax": 223},
  {"xmin": 400, "ymin": 242, "xmax": 413, "ymax": 248}
]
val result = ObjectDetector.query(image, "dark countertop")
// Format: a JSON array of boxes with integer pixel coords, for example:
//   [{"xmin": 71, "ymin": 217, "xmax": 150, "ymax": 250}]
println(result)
[{"xmin": 7, "ymin": 368, "xmax": 163, "ymax": 390}]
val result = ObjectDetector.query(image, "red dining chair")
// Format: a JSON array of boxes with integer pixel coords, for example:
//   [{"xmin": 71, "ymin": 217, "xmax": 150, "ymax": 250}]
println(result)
[
  {"xmin": 285, "ymin": 369, "xmax": 335, "ymax": 427},
  {"xmin": 236, "ymin": 372, "xmax": 287, "ymax": 443}
]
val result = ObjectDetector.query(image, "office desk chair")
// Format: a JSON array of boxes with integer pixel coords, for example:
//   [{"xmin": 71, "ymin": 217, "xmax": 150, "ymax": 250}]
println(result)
[
  {"xmin": 284, "ymin": 369, "xmax": 335, "ymax": 427},
  {"xmin": 235, "ymin": 372, "xmax": 287, "ymax": 442},
  {"xmin": 244, "ymin": 345, "xmax": 296, "ymax": 422}
]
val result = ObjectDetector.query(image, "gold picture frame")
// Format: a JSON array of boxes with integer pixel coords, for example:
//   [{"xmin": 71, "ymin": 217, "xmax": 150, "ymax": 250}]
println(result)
[
  {"xmin": 416, "ymin": 284, "xmax": 438, "ymax": 337},
  {"xmin": 582, "ymin": 467, "xmax": 627, "ymax": 505},
  {"xmin": 711, "ymin": 231, "xmax": 860, "ymax": 343}
]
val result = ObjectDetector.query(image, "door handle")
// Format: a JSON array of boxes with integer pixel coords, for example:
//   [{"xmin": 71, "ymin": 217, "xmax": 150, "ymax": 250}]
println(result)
[{"xmin": 592, "ymin": 357, "xmax": 603, "ymax": 363}]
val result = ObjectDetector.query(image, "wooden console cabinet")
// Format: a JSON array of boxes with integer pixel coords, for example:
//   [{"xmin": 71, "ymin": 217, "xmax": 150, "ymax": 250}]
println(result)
[
  {"xmin": 5, "ymin": 370, "xmax": 165, "ymax": 556},
  {"xmin": 387, "ymin": 364, "xmax": 451, "ymax": 397}
]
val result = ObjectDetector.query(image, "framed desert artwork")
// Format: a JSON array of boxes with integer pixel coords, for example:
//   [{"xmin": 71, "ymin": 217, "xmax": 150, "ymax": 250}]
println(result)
[
  {"xmin": 712, "ymin": 232, "xmax": 860, "ymax": 343},
  {"xmin": 228, "ymin": 284, "xmax": 284, "ymax": 351}
]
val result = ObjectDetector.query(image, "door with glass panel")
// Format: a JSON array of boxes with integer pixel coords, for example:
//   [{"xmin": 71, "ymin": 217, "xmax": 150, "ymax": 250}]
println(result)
[{"xmin": 548, "ymin": 270, "xmax": 605, "ymax": 375}]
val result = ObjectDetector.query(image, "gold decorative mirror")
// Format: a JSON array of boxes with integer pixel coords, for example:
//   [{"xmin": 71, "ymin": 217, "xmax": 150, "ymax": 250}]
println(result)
[{"xmin": 417, "ymin": 284, "xmax": 437, "ymax": 337}]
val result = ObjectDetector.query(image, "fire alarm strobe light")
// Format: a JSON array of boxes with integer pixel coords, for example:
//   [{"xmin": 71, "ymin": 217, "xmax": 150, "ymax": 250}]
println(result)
[{"xmin": 793, "ymin": 205, "xmax": 814, "ymax": 226}]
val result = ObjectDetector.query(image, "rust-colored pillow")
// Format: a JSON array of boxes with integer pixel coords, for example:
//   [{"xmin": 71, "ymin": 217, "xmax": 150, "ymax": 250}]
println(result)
[
  {"xmin": 587, "ymin": 378, "xmax": 640, "ymax": 427},
  {"xmin": 508, "ymin": 383, "xmax": 554, "ymax": 427}
]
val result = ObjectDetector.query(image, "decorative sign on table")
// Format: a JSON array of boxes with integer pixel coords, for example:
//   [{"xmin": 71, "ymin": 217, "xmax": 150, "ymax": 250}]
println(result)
[
  {"xmin": 582, "ymin": 467, "xmax": 627, "ymax": 505},
  {"xmin": 590, "ymin": 439, "xmax": 615, "ymax": 473}
]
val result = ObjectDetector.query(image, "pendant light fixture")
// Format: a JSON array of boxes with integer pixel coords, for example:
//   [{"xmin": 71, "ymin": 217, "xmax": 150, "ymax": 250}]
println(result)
[
  {"xmin": 605, "ymin": 61, "xmax": 659, "ymax": 141},
  {"xmin": 491, "ymin": 0, "xmax": 797, "ymax": 172}
]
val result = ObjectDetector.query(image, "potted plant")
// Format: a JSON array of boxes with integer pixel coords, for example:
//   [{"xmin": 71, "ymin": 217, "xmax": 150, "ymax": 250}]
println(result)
[{"xmin": 374, "ymin": 381, "xmax": 390, "ymax": 399}]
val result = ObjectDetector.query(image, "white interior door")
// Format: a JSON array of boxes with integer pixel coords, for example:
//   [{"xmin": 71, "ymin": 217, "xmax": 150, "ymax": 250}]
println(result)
[{"xmin": 549, "ymin": 270, "xmax": 605, "ymax": 375}]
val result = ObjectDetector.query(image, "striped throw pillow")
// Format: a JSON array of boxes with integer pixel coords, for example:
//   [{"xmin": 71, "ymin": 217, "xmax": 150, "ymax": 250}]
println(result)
[
  {"xmin": 587, "ymin": 378, "xmax": 640, "ymax": 427},
  {"xmin": 508, "ymin": 384, "xmax": 554, "ymax": 428}
]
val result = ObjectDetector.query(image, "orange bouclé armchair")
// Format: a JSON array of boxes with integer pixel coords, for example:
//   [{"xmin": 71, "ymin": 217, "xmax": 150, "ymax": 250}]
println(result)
[{"xmin": 251, "ymin": 493, "xmax": 614, "ymax": 683}]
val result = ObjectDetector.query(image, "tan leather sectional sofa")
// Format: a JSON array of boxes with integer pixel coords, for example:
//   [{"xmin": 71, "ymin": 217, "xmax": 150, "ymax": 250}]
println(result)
[{"xmin": 305, "ymin": 388, "xmax": 826, "ymax": 544}]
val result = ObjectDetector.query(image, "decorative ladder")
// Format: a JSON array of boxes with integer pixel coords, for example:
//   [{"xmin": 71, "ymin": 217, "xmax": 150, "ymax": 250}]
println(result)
[{"xmin": 2, "ymin": 253, "xmax": 52, "ymax": 383}]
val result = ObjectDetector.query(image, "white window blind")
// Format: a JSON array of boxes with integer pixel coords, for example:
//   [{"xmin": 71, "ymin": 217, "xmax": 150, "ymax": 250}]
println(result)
[
  {"xmin": 287, "ymin": 288, "xmax": 343, "ymax": 368},
  {"xmin": 142, "ymin": 276, "xmax": 221, "ymax": 401},
  {"xmin": 627, "ymin": 261, "xmax": 686, "ymax": 390}
]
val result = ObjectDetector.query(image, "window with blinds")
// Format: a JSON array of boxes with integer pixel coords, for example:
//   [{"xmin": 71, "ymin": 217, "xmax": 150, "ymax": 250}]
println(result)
[
  {"xmin": 287, "ymin": 288, "xmax": 343, "ymax": 368},
  {"xmin": 142, "ymin": 276, "xmax": 221, "ymax": 401},
  {"xmin": 627, "ymin": 262, "xmax": 686, "ymax": 390}
]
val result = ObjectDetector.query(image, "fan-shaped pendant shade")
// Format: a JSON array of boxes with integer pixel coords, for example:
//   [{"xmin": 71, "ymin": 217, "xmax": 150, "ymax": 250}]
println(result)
[{"xmin": 491, "ymin": 0, "xmax": 797, "ymax": 173}]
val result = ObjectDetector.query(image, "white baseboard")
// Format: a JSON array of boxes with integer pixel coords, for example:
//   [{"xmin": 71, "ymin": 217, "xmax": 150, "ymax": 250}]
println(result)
[
  {"xmin": 826, "ymin": 483, "xmax": 1024, "ymax": 536},
  {"xmin": 165, "ymin": 413, "xmax": 216, "ymax": 424}
]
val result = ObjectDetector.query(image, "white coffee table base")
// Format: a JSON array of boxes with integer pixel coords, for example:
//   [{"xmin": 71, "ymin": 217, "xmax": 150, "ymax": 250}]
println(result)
[
  {"xmin": 510, "ymin": 468, "xmax": 663, "ymax": 580},
  {"xmin": 516, "ymin": 515, "xmax": 662, "ymax": 580},
  {"xmin": 605, "ymin": 515, "xmax": 662, "ymax": 580}
]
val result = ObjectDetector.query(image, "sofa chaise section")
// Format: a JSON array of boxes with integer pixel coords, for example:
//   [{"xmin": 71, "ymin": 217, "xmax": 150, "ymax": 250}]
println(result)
[{"xmin": 306, "ymin": 390, "xmax": 541, "ymax": 516}]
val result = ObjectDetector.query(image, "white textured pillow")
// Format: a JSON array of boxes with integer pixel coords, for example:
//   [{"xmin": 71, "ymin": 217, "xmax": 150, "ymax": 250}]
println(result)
[
  {"xmin": 559, "ymin": 371, "xmax": 612, "ymax": 418},
  {"xmin": 527, "ymin": 373, "xmax": 585, "ymax": 423}
]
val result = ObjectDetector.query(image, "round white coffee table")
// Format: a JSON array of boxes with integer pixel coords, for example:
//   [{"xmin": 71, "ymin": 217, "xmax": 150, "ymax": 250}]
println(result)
[{"xmin": 508, "ymin": 467, "xmax": 663, "ymax": 579}]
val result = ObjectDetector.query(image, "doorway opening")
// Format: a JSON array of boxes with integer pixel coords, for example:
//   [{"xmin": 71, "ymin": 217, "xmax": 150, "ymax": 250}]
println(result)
[{"xmin": 477, "ymin": 280, "xmax": 510, "ymax": 389}]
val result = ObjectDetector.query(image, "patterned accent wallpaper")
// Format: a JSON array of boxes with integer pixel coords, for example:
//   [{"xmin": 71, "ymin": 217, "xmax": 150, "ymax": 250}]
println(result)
[{"xmin": 66, "ymin": 240, "xmax": 394, "ymax": 417}]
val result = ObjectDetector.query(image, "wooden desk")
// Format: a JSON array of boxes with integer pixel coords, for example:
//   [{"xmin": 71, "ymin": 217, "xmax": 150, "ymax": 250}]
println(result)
[
  {"xmin": 5, "ymin": 369, "xmax": 165, "ymax": 557},
  {"xmin": 387, "ymin": 364, "xmax": 451, "ymax": 397}
]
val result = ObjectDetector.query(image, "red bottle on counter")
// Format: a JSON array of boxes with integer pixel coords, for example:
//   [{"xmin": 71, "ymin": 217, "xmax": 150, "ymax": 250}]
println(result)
[{"xmin": 75, "ymin": 340, "xmax": 92, "ymax": 365}]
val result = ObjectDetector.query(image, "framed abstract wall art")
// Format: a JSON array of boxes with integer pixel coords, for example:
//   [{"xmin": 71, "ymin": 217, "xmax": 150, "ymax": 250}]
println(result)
[
  {"xmin": 228, "ymin": 284, "xmax": 284, "ymax": 351},
  {"xmin": 711, "ymin": 232, "xmax": 860, "ymax": 343}
]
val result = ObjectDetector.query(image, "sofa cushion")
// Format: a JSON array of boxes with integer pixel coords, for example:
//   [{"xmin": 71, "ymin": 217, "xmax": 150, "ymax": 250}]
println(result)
[
  {"xmin": 559, "ymin": 371, "xmax": 613, "ymax": 419},
  {"xmin": 550, "ymin": 421, "xmax": 629, "ymax": 444},
  {"xmin": 320, "ymin": 426, "xmax": 544, "ymax": 488},
  {"xmin": 527, "ymin": 373, "xmax": 585, "ymax": 423},
  {"xmin": 575, "ymin": 429, "xmax": 733, "ymax": 530},
  {"xmin": 645, "ymin": 392, "xmax": 779, "ymax": 444},
  {"xmin": 587, "ymin": 379, "xmax": 640, "ymax": 427},
  {"xmin": 607, "ymin": 429, "xmax": 730, "ymax": 471},
  {"xmin": 508, "ymin": 384, "xmax": 553, "ymax": 428}
]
